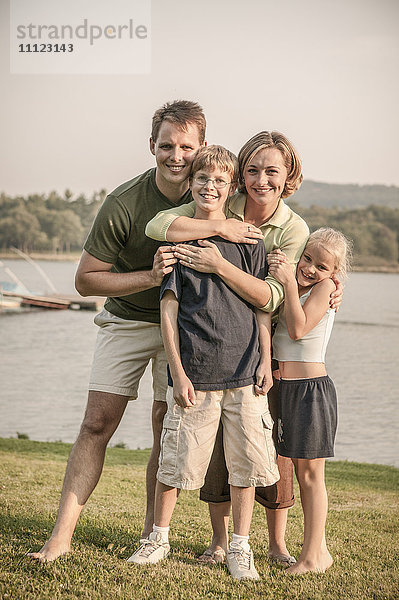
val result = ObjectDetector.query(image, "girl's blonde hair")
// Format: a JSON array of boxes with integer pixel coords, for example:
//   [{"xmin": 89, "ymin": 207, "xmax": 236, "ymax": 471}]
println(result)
[
  {"xmin": 238, "ymin": 131, "xmax": 303, "ymax": 198},
  {"xmin": 306, "ymin": 227, "xmax": 353, "ymax": 280}
]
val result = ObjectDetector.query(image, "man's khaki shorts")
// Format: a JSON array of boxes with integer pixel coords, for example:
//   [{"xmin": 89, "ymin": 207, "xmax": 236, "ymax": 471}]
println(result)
[
  {"xmin": 89, "ymin": 309, "xmax": 167, "ymax": 401},
  {"xmin": 157, "ymin": 385, "xmax": 280, "ymax": 490}
]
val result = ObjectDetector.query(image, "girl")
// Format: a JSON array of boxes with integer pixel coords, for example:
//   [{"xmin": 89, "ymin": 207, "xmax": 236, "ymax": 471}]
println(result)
[{"xmin": 268, "ymin": 227, "xmax": 352, "ymax": 574}]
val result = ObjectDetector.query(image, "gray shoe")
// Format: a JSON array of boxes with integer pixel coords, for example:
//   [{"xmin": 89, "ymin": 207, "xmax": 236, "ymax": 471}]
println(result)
[
  {"xmin": 227, "ymin": 542, "xmax": 260, "ymax": 581},
  {"xmin": 126, "ymin": 532, "xmax": 170, "ymax": 565}
]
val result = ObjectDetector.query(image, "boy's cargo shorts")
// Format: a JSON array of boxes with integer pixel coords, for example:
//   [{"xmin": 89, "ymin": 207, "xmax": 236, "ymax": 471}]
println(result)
[
  {"xmin": 200, "ymin": 371, "xmax": 295, "ymax": 509},
  {"xmin": 157, "ymin": 385, "xmax": 280, "ymax": 490}
]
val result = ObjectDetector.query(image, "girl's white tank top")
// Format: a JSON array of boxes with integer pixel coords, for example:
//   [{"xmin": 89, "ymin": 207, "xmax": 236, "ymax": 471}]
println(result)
[{"xmin": 272, "ymin": 286, "xmax": 335, "ymax": 363}]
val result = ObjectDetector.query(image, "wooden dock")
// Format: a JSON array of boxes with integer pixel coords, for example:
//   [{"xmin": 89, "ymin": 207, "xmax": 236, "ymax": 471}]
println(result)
[
  {"xmin": 1, "ymin": 291, "xmax": 104, "ymax": 312},
  {"xmin": 52, "ymin": 294, "xmax": 104, "ymax": 311}
]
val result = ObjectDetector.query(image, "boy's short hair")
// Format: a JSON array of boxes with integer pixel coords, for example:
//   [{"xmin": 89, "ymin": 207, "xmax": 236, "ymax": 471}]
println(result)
[
  {"xmin": 190, "ymin": 145, "xmax": 239, "ymax": 182},
  {"xmin": 151, "ymin": 100, "xmax": 206, "ymax": 144},
  {"xmin": 238, "ymin": 131, "xmax": 303, "ymax": 198}
]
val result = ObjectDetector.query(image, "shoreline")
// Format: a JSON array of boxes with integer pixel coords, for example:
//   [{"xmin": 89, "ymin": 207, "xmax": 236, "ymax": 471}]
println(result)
[
  {"xmin": 2, "ymin": 436, "xmax": 397, "ymax": 468},
  {"xmin": 2, "ymin": 436, "xmax": 397, "ymax": 469},
  {"xmin": 0, "ymin": 252, "xmax": 81, "ymax": 262},
  {"xmin": 1, "ymin": 253, "xmax": 399, "ymax": 273},
  {"xmin": 352, "ymin": 265, "xmax": 399, "ymax": 273}
]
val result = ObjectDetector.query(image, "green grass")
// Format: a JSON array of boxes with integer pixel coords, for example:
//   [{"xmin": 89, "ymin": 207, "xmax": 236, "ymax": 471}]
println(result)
[{"xmin": 0, "ymin": 438, "xmax": 398, "ymax": 600}]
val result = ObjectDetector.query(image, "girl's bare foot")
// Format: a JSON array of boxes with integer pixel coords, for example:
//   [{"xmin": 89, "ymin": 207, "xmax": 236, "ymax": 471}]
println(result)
[
  {"xmin": 285, "ymin": 552, "xmax": 333, "ymax": 575},
  {"xmin": 27, "ymin": 537, "xmax": 70, "ymax": 563}
]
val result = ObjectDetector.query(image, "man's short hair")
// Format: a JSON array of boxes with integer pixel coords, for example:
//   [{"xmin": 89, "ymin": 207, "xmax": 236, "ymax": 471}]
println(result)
[
  {"xmin": 151, "ymin": 100, "xmax": 206, "ymax": 144},
  {"xmin": 190, "ymin": 145, "xmax": 239, "ymax": 182}
]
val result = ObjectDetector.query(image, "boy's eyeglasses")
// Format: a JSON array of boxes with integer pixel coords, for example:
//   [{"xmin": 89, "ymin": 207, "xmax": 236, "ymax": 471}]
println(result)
[{"xmin": 193, "ymin": 176, "xmax": 232, "ymax": 190}]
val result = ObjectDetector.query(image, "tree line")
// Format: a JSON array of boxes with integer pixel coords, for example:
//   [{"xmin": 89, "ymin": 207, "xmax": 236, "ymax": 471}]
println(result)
[
  {"xmin": 0, "ymin": 190, "xmax": 106, "ymax": 254},
  {"xmin": 289, "ymin": 202, "xmax": 399, "ymax": 266},
  {"xmin": 0, "ymin": 189, "xmax": 398, "ymax": 267}
]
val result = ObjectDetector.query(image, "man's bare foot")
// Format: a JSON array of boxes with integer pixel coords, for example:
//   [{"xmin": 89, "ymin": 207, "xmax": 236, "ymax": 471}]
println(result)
[
  {"xmin": 285, "ymin": 552, "xmax": 333, "ymax": 575},
  {"xmin": 27, "ymin": 538, "xmax": 71, "ymax": 563}
]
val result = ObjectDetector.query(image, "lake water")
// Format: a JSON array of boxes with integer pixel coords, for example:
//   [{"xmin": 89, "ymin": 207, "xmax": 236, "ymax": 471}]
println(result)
[{"xmin": 1, "ymin": 259, "xmax": 398, "ymax": 468}]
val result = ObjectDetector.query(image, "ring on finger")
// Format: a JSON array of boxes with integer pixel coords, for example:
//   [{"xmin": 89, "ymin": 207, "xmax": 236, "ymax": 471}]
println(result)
[
  {"xmin": 188, "ymin": 257, "xmax": 192, "ymax": 264},
  {"xmin": 248, "ymin": 226, "xmax": 251, "ymax": 232}
]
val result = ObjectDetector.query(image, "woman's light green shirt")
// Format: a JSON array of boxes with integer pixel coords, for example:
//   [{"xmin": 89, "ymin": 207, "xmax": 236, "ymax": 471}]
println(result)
[{"xmin": 145, "ymin": 192, "xmax": 309, "ymax": 313}]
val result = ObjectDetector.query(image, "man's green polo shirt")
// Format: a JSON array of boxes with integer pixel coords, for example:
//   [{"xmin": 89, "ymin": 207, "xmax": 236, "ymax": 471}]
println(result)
[{"xmin": 84, "ymin": 168, "xmax": 192, "ymax": 323}]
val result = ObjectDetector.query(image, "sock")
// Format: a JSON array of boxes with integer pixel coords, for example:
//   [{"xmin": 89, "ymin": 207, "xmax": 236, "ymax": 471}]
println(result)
[
  {"xmin": 231, "ymin": 533, "xmax": 250, "ymax": 552},
  {"xmin": 152, "ymin": 524, "xmax": 169, "ymax": 543}
]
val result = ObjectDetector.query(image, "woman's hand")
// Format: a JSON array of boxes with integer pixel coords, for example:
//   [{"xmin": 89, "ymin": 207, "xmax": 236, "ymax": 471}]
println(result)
[
  {"xmin": 272, "ymin": 368, "xmax": 281, "ymax": 381},
  {"xmin": 220, "ymin": 220, "xmax": 263, "ymax": 244},
  {"xmin": 255, "ymin": 362, "xmax": 273, "ymax": 396},
  {"xmin": 173, "ymin": 240, "xmax": 225, "ymax": 274},
  {"xmin": 267, "ymin": 249, "xmax": 295, "ymax": 286}
]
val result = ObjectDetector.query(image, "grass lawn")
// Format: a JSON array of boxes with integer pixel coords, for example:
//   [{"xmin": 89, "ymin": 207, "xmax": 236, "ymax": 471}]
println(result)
[{"xmin": 0, "ymin": 438, "xmax": 398, "ymax": 600}]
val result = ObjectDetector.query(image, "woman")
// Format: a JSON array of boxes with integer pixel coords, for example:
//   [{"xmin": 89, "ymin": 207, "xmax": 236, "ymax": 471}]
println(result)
[{"xmin": 145, "ymin": 131, "xmax": 342, "ymax": 565}]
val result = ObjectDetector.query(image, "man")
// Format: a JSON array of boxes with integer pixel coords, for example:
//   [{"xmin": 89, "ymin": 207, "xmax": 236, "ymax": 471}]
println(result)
[{"xmin": 28, "ymin": 100, "xmax": 207, "ymax": 562}]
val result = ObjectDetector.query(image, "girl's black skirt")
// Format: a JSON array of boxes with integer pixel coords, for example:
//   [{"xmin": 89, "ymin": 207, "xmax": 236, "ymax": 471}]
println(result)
[{"xmin": 277, "ymin": 375, "xmax": 337, "ymax": 459}]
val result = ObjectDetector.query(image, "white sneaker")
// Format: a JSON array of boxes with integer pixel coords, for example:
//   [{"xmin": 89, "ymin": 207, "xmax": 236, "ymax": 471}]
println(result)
[
  {"xmin": 126, "ymin": 532, "xmax": 170, "ymax": 565},
  {"xmin": 227, "ymin": 542, "xmax": 260, "ymax": 581}
]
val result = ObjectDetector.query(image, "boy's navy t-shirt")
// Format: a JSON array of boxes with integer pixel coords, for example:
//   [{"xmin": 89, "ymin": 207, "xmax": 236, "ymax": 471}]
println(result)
[{"xmin": 160, "ymin": 236, "xmax": 268, "ymax": 391}]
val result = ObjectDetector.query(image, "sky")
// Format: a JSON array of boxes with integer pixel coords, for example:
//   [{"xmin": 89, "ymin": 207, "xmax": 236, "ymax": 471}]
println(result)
[{"xmin": 1, "ymin": 0, "xmax": 398, "ymax": 197}]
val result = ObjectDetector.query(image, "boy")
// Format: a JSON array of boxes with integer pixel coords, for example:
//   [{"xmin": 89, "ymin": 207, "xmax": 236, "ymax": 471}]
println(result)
[{"xmin": 128, "ymin": 146, "xmax": 279, "ymax": 580}]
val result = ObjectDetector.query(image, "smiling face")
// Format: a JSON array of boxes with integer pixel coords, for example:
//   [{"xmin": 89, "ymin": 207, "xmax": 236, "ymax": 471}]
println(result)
[
  {"xmin": 296, "ymin": 243, "xmax": 337, "ymax": 288},
  {"xmin": 150, "ymin": 120, "xmax": 203, "ymax": 194},
  {"xmin": 243, "ymin": 147, "xmax": 288, "ymax": 211},
  {"xmin": 191, "ymin": 167, "xmax": 234, "ymax": 220}
]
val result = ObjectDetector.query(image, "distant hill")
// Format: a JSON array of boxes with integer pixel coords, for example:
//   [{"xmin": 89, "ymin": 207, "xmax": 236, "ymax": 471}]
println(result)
[{"xmin": 294, "ymin": 180, "xmax": 399, "ymax": 209}]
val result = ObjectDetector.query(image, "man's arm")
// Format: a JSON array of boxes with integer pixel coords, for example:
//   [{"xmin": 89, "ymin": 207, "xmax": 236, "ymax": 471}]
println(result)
[
  {"xmin": 75, "ymin": 247, "xmax": 176, "ymax": 297},
  {"xmin": 160, "ymin": 291, "xmax": 196, "ymax": 408}
]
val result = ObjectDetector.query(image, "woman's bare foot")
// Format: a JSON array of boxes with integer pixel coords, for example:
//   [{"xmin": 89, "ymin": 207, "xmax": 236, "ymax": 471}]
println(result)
[
  {"xmin": 27, "ymin": 537, "xmax": 71, "ymax": 563},
  {"xmin": 197, "ymin": 534, "xmax": 228, "ymax": 565},
  {"xmin": 268, "ymin": 552, "xmax": 296, "ymax": 566},
  {"xmin": 268, "ymin": 541, "xmax": 296, "ymax": 566},
  {"xmin": 197, "ymin": 547, "xmax": 226, "ymax": 564},
  {"xmin": 285, "ymin": 552, "xmax": 333, "ymax": 575}
]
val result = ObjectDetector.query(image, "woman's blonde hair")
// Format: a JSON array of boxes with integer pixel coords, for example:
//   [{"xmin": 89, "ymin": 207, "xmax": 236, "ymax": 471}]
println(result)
[
  {"xmin": 238, "ymin": 131, "xmax": 303, "ymax": 199},
  {"xmin": 306, "ymin": 227, "xmax": 353, "ymax": 280}
]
